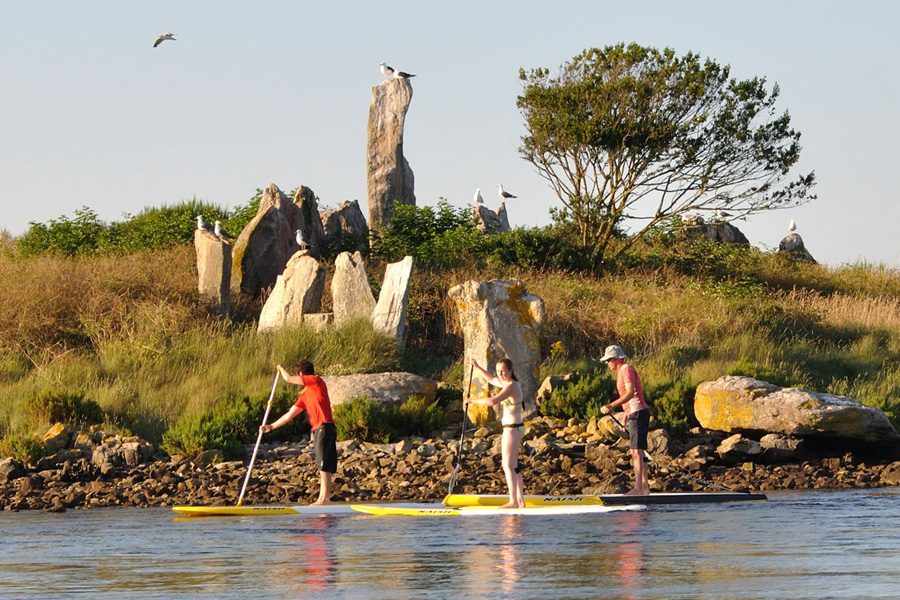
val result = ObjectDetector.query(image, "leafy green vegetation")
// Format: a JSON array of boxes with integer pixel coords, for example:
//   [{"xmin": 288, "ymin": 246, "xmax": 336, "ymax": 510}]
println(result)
[
  {"xmin": 0, "ymin": 433, "xmax": 50, "ymax": 464},
  {"xmin": 24, "ymin": 389, "xmax": 104, "ymax": 428},
  {"xmin": 333, "ymin": 395, "xmax": 449, "ymax": 444}
]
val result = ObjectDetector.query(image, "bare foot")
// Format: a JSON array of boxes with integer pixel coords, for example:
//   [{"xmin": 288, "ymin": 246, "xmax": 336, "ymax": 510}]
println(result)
[
  {"xmin": 310, "ymin": 499, "xmax": 331, "ymax": 506},
  {"xmin": 624, "ymin": 488, "xmax": 647, "ymax": 496}
]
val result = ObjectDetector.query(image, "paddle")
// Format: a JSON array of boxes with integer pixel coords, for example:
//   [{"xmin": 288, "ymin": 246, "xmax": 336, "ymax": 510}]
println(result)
[
  {"xmin": 237, "ymin": 371, "xmax": 280, "ymax": 506},
  {"xmin": 448, "ymin": 362, "xmax": 475, "ymax": 495}
]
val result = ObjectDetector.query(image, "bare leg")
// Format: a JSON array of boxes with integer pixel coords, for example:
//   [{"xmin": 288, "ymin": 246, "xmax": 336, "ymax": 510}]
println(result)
[
  {"xmin": 625, "ymin": 449, "xmax": 649, "ymax": 495},
  {"xmin": 499, "ymin": 428, "xmax": 525, "ymax": 508},
  {"xmin": 311, "ymin": 470, "xmax": 332, "ymax": 506}
]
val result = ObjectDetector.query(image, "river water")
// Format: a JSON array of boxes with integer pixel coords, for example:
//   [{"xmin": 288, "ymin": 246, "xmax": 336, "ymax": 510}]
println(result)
[{"xmin": 1, "ymin": 488, "xmax": 898, "ymax": 599}]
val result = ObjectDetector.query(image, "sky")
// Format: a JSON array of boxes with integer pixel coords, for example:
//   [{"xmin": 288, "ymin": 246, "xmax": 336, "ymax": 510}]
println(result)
[{"xmin": 2, "ymin": 1, "xmax": 899, "ymax": 267}]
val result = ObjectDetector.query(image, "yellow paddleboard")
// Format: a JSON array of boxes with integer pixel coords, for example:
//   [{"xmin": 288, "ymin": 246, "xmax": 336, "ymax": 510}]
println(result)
[
  {"xmin": 443, "ymin": 494, "xmax": 605, "ymax": 507},
  {"xmin": 171, "ymin": 504, "xmax": 356, "ymax": 516}
]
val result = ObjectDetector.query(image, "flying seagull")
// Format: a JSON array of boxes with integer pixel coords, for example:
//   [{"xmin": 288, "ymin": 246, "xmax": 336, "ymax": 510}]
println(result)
[
  {"xmin": 497, "ymin": 184, "xmax": 517, "ymax": 200},
  {"xmin": 474, "ymin": 188, "xmax": 484, "ymax": 205},
  {"xmin": 295, "ymin": 229, "xmax": 309, "ymax": 250},
  {"xmin": 153, "ymin": 32, "xmax": 176, "ymax": 48},
  {"xmin": 789, "ymin": 219, "xmax": 797, "ymax": 232},
  {"xmin": 195, "ymin": 215, "xmax": 214, "ymax": 232},
  {"xmin": 379, "ymin": 62, "xmax": 395, "ymax": 78},
  {"xmin": 214, "ymin": 221, "xmax": 233, "ymax": 241}
]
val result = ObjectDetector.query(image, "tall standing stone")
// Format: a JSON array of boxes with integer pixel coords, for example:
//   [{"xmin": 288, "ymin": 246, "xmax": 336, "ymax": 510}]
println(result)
[
  {"xmin": 257, "ymin": 252, "xmax": 327, "ymax": 333},
  {"xmin": 332, "ymin": 251, "xmax": 376, "ymax": 328},
  {"xmin": 194, "ymin": 229, "xmax": 232, "ymax": 317},
  {"xmin": 366, "ymin": 78, "xmax": 416, "ymax": 233},
  {"xmin": 448, "ymin": 279, "xmax": 546, "ymax": 421},
  {"xmin": 371, "ymin": 256, "xmax": 415, "ymax": 347}
]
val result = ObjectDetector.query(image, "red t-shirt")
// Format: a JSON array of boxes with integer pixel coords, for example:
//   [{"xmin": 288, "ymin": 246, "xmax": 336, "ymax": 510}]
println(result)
[
  {"xmin": 617, "ymin": 363, "xmax": 648, "ymax": 416},
  {"xmin": 293, "ymin": 374, "xmax": 334, "ymax": 431}
]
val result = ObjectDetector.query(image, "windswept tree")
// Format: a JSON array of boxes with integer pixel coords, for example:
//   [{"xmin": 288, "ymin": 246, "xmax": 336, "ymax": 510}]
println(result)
[{"xmin": 517, "ymin": 43, "xmax": 816, "ymax": 262}]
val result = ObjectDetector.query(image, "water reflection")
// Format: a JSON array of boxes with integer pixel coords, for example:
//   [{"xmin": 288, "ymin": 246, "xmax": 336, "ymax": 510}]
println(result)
[
  {"xmin": 269, "ymin": 515, "xmax": 339, "ymax": 594},
  {"xmin": 611, "ymin": 510, "xmax": 648, "ymax": 600}
]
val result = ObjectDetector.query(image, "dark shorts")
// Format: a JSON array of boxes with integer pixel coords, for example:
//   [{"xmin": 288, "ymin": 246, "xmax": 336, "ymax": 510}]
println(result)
[
  {"xmin": 626, "ymin": 408, "xmax": 650, "ymax": 450},
  {"xmin": 314, "ymin": 423, "xmax": 338, "ymax": 473}
]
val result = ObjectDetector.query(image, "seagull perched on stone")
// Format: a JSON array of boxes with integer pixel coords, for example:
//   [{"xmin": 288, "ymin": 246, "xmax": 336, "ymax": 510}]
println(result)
[
  {"xmin": 214, "ymin": 221, "xmax": 233, "ymax": 241},
  {"xmin": 153, "ymin": 32, "xmax": 176, "ymax": 48},
  {"xmin": 295, "ymin": 229, "xmax": 309, "ymax": 250},
  {"xmin": 394, "ymin": 69, "xmax": 416, "ymax": 78},
  {"xmin": 195, "ymin": 215, "xmax": 214, "ymax": 232},
  {"xmin": 497, "ymin": 184, "xmax": 517, "ymax": 200},
  {"xmin": 789, "ymin": 218, "xmax": 797, "ymax": 232},
  {"xmin": 474, "ymin": 188, "xmax": 484, "ymax": 205},
  {"xmin": 379, "ymin": 62, "xmax": 395, "ymax": 78}
]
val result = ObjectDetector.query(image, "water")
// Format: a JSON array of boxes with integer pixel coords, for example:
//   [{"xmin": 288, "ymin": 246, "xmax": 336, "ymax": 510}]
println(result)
[{"xmin": 2, "ymin": 488, "xmax": 899, "ymax": 599}]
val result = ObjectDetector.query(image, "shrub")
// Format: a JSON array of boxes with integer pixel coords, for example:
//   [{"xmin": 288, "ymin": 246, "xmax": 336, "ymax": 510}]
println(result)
[
  {"xmin": 334, "ymin": 396, "xmax": 392, "ymax": 443},
  {"xmin": 392, "ymin": 396, "xmax": 447, "ymax": 438},
  {"xmin": 160, "ymin": 389, "xmax": 305, "ymax": 459},
  {"xmin": 645, "ymin": 378, "xmax": 697, "ymax": 437},
  {"xmin": 24, "ymin": 389, "xmax": 104, "ymax": 427},
  {"xmin": 0, "ymin": 433, "xmax": 50, "ymax": 464},
  {"xmin": 541, "ymin": 365, "xmax": 616, "ymax": 419}
]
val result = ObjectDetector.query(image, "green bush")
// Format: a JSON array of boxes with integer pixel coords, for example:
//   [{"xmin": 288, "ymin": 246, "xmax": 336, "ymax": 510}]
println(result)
[
  {"xmin": 160, "ymin": 389, "xmax": 305, "ymax": 459},
  {"xmin": 541, "ymin": 365, "xmax": 616, "ymax": 419},
  {"xmin": 393, "ymin": 396, "xmax": 448, "ymax": 438},
  {"xmin": 334, "ymin": 396, "xmax": 392, "ymax": 443},
  {"xmin": 0, "ymin": 433, "xmax": 50, "ymax": 464},
  {"xmin": 645, "ymin": 378, "xmax": 697, "ymax": 437},
  {"xmin": 24, "ymin": 390, "xmax": 104, "ymax": 427}
]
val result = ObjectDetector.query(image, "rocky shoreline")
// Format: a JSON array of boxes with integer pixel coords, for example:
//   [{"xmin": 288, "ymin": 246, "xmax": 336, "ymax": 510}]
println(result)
[{"xmin": 3, "ymin": 416, "xmax": 900, "ymax": 513}]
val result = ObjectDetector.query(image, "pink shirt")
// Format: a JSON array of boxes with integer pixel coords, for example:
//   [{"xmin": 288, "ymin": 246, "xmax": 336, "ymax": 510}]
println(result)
[{"xmin": 617, "ymin": 363, "xmax": 648, "ymax": 416}]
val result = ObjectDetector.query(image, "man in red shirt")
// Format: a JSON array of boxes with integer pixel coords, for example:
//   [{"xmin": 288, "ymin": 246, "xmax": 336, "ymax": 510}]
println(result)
[
  {"xmin": 599, "ymin": 345, "xmax": 651, "ymax": 496},
  {"xmin": 261, "ymin": 360, "xmax": 337, "ymax": 506}
]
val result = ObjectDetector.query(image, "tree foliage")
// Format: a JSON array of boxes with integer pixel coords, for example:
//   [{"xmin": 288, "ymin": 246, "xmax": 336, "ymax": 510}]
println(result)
[{"xmin": 517, "ymin": 43, "xmax": 816, "ymax": 262}]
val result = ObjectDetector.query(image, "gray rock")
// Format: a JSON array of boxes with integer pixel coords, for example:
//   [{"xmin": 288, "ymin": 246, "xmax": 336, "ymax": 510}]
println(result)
[
  {"xmin": 695, "ymin": 376, "xmax": 900, "ymax": 444},
  {"xmin": 231, "ymin": 184, "xmax": 295, "ymax": 298},
  {"xmin": 648, "ymin": 428, "xmax": 684, "ymax": 457},
  {"xmin": 321, "ymin": 200, "xmax": 368, "ymax": 253},
  {"xmin": 194, "ymin": 228, "xmax": 232, "ymax": 316},
  {"xmin": 366, "ymin": 78, "xmax": 416, "ymax": 233},
  {"xmin": 292, "ymin": 186, "xmax": 326, "ymax": 259},
  {"xmin": 323, "ymin": 372, "xmax": 436, "ymax": 407},
  {"xmin": 683, "ymin": 221, "xmax": 750, "ymax": 245},
  {"xmin": 371, "ymin": 256, "xmax": 414, "ymax": 347},
  {"xmin": 332, "ymin": 251, "xmax": 376, "ymax": 328},
  {"xmin": 448, "ymin": 279, "xmax": 545, "ymax": 419},
  {"xmin": 0, "ymin": 458, "xmax": 23, "ymax": 483},
  {"xmin": 258, "ymin": 253, "xmax": 327, "ymax": 332},
  {"xmin": 778, "ymin": 232, "xmax": 816, "ymax": 262},
  {"xmin": 716, "ymin": 434, "xmax": 763, "ymax": 464},
  {"xmin": 473, "ymin": 203, "xmax": 510, "ymax": 234}
]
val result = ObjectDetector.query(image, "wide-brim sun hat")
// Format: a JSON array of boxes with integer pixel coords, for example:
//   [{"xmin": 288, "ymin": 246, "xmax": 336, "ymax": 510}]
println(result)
[{"xmin": 600, "ymin": 345, "xmax": 629, "ymax": 362}]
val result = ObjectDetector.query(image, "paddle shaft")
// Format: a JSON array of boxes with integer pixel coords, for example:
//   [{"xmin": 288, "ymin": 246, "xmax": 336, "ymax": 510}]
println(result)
[
  {"xmin": 605, "ymin": 411, "xmax": 734, "ymax": 492},
  {"xmin": 448, "ymin": 363, "xmax": 475, "ymax": 495},
  {"xmin": 237, "ymin": 372, "xmax": 280, "ymax": 506}
]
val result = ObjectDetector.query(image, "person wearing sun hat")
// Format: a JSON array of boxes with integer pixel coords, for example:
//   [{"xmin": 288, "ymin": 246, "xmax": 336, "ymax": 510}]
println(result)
[{"xmin": 599, "ymin": 345, "xmax": 651, "ymax": 495}]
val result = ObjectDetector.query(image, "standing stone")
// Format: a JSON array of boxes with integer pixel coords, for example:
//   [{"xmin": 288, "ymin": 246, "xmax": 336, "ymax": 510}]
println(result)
[
  {"xmin": 231, "ymin": 184, "xmax": 294, "ymax": 298},
  {"xmin": 473, "ymin": 203, "xmax": 510, "ymax": 234},
  {"xmin": 258, "ymin": 253, "xmax": 327, "ymax": 333},
  {"xmin": 194, "ymin": 228, "xmax": 232, "ymax": 317},
  {"xmin": 371, "ymin": 256, "xmax": 414, "ymax": 347},
  {"xmin": 293, "ymin": 186, "xmax": 326, "ymax": 259},
  {"xmin": 320, "ymin": 200, "xmax": 369, "ymax": 253},
  {"xmin": 448, "ymin": 279, "xmax": 546, "ymax": 421},
  {"xmin": 366, "ymin": 78, "xmax": 416, "ymax": 233},
  {"xmin": 332, "ymin": 251, "xmax": 376, "ymax": 328}
]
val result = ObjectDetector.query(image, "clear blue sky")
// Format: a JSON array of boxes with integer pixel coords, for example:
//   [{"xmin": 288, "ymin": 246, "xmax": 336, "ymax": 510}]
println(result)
[{"xmin": 3, "ymin": 1, "xmax": 898, "ymax": 267}]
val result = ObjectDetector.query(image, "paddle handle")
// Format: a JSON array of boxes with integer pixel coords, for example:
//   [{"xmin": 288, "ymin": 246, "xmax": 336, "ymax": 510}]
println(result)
[{"xmin": 237, "ymin": 372, "xmax": 280, "ymax": 506}]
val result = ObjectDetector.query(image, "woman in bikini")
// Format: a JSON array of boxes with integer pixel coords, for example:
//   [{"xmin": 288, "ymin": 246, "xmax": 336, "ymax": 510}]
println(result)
[{"xmin": 465, "ymin": 357, "xmax": 525, "ymax": 508}]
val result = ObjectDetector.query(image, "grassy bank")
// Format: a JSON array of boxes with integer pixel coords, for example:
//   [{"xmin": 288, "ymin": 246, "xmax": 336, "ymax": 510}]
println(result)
[{"xmin": 1, "ymin": 225, "xmax": 899, "ymax": 451}]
